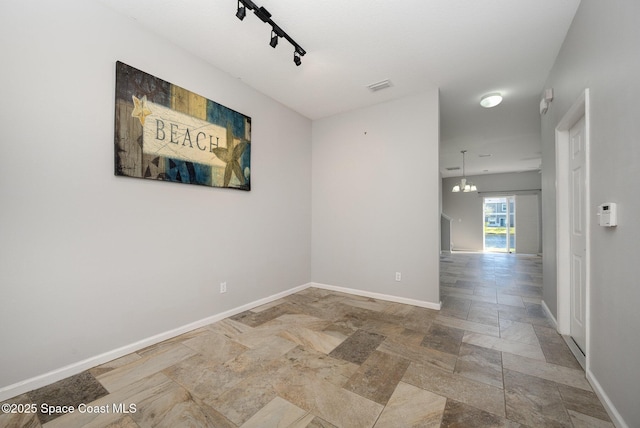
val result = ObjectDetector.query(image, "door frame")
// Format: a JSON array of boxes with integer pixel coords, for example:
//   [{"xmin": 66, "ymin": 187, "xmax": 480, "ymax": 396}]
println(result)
[{"xmin": 555, "ymin": 88, "xmax": 591, "ymax": 368}]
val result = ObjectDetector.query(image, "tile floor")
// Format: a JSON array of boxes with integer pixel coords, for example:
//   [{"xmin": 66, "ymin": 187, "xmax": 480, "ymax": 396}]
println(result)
[{"xmin": 1, "ymin": 253, "xmax": 614, "ymax": 427}]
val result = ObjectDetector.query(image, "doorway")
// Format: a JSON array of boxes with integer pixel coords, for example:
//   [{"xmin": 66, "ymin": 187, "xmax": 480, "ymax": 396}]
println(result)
[
  {"xmin": 483, "ymin": 196, "xmax": 515, "ymax": 252},
  {"xmin": 556, "ymin": 89, "xmax": 590, "ymax": 368}
]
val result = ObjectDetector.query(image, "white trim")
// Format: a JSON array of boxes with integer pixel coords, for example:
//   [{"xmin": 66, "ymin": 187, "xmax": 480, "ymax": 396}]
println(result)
[
  {"xmin": 555, "ymin": 121, "xmax": 570, "ymax": 334},
  {"xmin": 542, "ymin": 301, "xmax": 587, "ymax": 371},
  {"xmin": 532, "ymin": 308, "xmax": 626, "ymax": 425},
  {"xmin": 555, "ymin": 89, "xmax": 591, "ymax": 371},
  {"xmin": 541, "ymin": 299, "xmax": 558, "ymax": 329},
  {"xmin": 0, "ymin": 282, "xmax": 311, "ymax": 402},
  {"xmin": 586, "ymin": 370, "xmax": 629, "ymax": 428},
  {"xmin": 562, "ymin": 335, "xmax": 585, "ymax": 370},
  {"xmin": 451, "ymin": 248, "xmax": 483, "ymax": 253},
  {"xmin": 310, "ymin": 282, "xmax": 442, "ymax": 310}
]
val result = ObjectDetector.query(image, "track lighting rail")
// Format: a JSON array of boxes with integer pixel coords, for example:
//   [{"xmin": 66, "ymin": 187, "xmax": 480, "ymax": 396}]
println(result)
[{"xmin": 235, "ymin": 0, "xmax": 306, "ymax": 65}]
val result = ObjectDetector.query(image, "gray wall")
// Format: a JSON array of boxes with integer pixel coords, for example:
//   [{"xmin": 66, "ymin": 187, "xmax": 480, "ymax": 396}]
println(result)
[
  {"xmin": 312, "ymin": 92, "xmax": 441, "ymax": 305},
  {"xmin": 441, "ymin": 214, "xmax": 452, "ymax": 253},
  {"xmin": 0, "ymin": 0, "xmax": 312, "ymax": 390},
  {"xmin": 515, "ymin": 194, "xmax": 541, "ymax": 255},
  {"xmin": 541, "ymin": 0, "xmax": 640, "ymax": 425},
  {"xmin": 442, "ymin": 171, "xmax": 541, "ymax": 252}
]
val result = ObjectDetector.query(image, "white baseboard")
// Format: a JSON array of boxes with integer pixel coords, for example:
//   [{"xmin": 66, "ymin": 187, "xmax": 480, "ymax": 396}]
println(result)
[
  {"xmin": 541, "ymin": 299, "xmax": 628, "ymax": 427},
  {"xmin": 586, "ymin": 370, "xmax": 629, "ymax": 428},
  {"xmin": 541, "ymin": 299, "xmax": 558, "ymax": 329},
  {"xmin": 0, "ymin": 282, "xmax": 311, "ymax": 402},
  {"xmin": 309, "ymin": 282, "xmax": 441, "ymax": 310}
]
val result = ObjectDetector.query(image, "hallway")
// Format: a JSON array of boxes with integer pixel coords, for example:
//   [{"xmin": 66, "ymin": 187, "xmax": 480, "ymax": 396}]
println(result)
[{"xmin": 440, "ymin": 252, "xmax": 611, "ymax": 425}]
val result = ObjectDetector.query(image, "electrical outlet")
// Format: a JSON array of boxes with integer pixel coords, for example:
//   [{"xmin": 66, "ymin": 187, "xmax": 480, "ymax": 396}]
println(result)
[
  {"xmin": 220, "ymin": 282, "xmax": 227, "ymax": 293},
  {"xmin": 395, "ymin": 272, "xmax": 401, "ymax": 282}
]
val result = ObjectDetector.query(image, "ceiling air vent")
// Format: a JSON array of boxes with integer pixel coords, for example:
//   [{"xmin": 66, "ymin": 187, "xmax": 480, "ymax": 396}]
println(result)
[{"xmin": 367, "ymin": 79, "xmax": 392, "ymax": 92}]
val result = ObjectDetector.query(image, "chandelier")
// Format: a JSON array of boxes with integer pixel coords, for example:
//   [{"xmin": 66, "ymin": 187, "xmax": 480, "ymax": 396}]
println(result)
[{"xmin": 452, "ymin": 150, "xmax": 477, "ymax": 192}]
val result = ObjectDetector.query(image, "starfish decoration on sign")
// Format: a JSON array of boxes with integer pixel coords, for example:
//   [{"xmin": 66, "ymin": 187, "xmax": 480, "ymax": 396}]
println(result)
[
  {"xmin": 131, "ymin": 95, "xmax": 152, "ymax": 126},
  {"xmin": 211, "ymin": 124, "xmax": 248, "ymax": 187}
]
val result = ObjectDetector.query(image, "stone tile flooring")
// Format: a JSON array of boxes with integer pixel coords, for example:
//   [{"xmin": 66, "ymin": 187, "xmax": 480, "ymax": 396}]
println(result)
[{"xmin": 1, "ymin": 253, "xmax": 614, "ymax": 427}]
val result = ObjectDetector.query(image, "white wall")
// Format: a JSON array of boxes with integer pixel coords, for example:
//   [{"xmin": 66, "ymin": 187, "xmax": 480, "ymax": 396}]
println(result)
[
  {"xmin": 0, "ymin": 0, "xmax": 311, "ymax": 392},
  {"xmin": 441, "ymin": 171, "xmax": 541, "ymax": 252},
  {"xmin": 541, "ymin": 1, "xmax": 640, "ymax": 425},
  {"xmin": 312, "ymin": 92, "xmax": 441, "ymax": 305}
]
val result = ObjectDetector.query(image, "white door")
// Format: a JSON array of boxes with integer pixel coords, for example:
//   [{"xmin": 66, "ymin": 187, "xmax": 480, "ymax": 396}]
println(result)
[{"xmin": 569, "ymin": 116, "xmax": 587, "ymax": 353}]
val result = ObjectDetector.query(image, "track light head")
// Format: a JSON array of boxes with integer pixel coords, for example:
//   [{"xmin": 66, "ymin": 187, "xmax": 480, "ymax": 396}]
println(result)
[
  {"xmin": 236, "ymin": 1, "xmax": 246, "ymax": 20},
  {"xmin": 270, "ymin": 30, "xmax": 278, "ymax": 48},
  {"xmin": 293, "ymin": 50, "xmax": 302, "ymax": 66}
]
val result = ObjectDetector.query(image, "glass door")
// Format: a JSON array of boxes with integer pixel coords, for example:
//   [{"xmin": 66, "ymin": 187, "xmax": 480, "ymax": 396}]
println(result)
[{"xmin": 483, "ymin": 196, "xmax": 516, "ymax": 252}]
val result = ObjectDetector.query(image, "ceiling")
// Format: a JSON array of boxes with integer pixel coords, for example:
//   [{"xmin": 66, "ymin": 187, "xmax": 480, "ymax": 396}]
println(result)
[{"xmin": 98, "ymin": 0, "xmax": 581, "ymax": 177}]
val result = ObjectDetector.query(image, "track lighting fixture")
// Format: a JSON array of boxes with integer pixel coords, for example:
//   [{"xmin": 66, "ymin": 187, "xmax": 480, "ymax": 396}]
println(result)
[
  {"xmin": 235, "ymin": 0, "xmax": 246, "ymax": 20},
  {"xmin": 234, "ymin": 0, "xmax": 306, "ymax": 66}
]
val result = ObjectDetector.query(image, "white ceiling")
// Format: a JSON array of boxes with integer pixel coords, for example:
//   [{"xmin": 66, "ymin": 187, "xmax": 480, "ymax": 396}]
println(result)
[{"xmin": 98, "ymin": 0, "xmax": 581, "ymax": 177}]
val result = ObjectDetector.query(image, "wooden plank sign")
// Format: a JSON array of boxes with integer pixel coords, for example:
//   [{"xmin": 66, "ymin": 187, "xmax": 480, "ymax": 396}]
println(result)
[{"xmin": 114, "ymin": 61, "xmax": 251, "ymax": 191}]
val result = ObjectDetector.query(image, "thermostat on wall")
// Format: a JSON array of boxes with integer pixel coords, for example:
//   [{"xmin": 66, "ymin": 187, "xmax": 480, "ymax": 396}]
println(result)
[{"xmin": 597, "ymin": 203, "xmax": 617, "ymax": 227}]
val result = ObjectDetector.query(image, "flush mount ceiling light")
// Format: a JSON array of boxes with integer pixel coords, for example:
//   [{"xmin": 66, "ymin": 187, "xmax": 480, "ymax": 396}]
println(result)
[
  {"xmin": 452, "ymin": 150, "xmax": 477, "ymax": 193},
  {"xmin": 235, "ymin": 0, "xmax": 306, "ymax": 66},
  {"xmin": 480, "ymin": 93, "xmax": 503, "ymax": 108}
]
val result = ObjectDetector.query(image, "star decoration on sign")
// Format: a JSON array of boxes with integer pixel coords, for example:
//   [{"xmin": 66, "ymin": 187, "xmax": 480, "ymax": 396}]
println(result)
[
  {"xmin": 211, "ymin": 124, "xmax": 248, "ymax": 187},
  {"xmin": 131, "ymin": 95, "xmax": 152, "ymax": 126}
]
